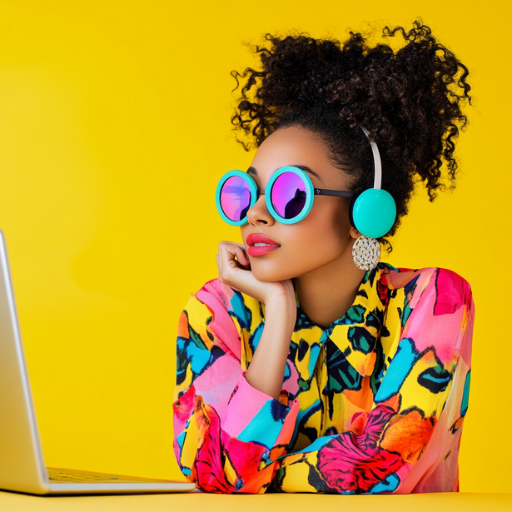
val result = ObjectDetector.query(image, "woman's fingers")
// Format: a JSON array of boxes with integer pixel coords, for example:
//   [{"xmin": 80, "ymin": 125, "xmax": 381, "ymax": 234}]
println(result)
[
  {"xmin": 219, "ymin": 242, "xmax": 249, "ymax": 269},
  {"xmin": 235, "ymin": 244, "xmax": 250, "ymax": 267},
  {"xmin": 217, "ymin": 242, "xmax": 249, "ymax": 285},
  {"xmin": 233, "ymin": 245, "xmax": 250, "ymax": 268}
]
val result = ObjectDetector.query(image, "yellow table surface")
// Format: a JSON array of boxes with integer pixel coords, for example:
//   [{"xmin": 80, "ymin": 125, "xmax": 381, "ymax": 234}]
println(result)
[{"xmin": 1, "ymin": 490, "xmax": 511, "ymax": 512}]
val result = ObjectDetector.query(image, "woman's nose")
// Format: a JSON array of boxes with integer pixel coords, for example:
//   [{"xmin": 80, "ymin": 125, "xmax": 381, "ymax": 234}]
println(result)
[{"xmin": 246, "ymin": 194, "xmax": 275, "ymax": 226}]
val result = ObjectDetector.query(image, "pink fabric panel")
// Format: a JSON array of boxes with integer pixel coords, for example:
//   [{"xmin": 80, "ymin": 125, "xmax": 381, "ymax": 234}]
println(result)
[
  {"xmin": 192, "ymin": 350, "xmax": 242, "ymax": 423},
  {"xmin": 222, "ymin": 372, "xmax": 276, "ymax": 438},
  {"xmin": 196, "ymin": 281, "xmax": 242, "ymax": 361},
  {"xmin": 403, "ymin": 270, "xmax": 467, "ymax": 364}
]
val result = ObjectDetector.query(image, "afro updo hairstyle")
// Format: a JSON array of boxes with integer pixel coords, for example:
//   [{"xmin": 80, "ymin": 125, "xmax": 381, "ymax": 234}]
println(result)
[{"xmin": 230, "ymin": 20, "xmax": 472, "ymax": 253}]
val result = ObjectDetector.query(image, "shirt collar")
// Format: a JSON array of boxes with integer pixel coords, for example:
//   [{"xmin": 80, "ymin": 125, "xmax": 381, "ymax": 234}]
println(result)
[{"xmin": 295, "ymin": 263, "xmax": 391, "ymax": 377}]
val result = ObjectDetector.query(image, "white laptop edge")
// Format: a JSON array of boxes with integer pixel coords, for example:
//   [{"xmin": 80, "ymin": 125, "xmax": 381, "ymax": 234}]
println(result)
[{"xmin": 0, "ymin": 229, "xmax": 196, "ymax": 495}]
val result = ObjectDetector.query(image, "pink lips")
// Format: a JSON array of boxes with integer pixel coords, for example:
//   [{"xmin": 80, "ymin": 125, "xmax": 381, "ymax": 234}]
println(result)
[{"xmin": 246, "ymin": 233, "xmax": 281, "ymax": 257}]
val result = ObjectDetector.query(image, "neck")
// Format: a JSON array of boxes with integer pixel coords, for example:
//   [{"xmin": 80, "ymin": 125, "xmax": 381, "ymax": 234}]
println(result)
[{"xmin": 293, "ymin": 243, "xmax": 367, "ymax": 329}]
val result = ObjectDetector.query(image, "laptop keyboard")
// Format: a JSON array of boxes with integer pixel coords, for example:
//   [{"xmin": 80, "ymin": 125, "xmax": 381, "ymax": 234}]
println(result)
[{"xmin": 47, "ymin": 467, "xmax": 162, "ymax": 484}]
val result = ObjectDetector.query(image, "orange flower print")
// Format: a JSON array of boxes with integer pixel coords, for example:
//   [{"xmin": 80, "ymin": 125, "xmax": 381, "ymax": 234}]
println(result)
[{"xmin": 380, "ymin": 410, "xmax": 436, "ymax": 464}]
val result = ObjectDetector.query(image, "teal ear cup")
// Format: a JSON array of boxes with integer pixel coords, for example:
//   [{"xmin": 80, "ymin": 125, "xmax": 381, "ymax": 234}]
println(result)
[{"xmin": 349, "ymin": 188, "xmax": 396, "ymax": 239}]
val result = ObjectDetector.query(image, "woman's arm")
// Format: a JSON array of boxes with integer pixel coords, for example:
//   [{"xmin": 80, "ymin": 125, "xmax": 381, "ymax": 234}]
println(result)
[
  {"xmin": 173, "ymin": 278, "xmax": 300, "ymax": 493},
  {"xmin": 215, "ymin": 240, "xmax": 297, "ymax": 400}
]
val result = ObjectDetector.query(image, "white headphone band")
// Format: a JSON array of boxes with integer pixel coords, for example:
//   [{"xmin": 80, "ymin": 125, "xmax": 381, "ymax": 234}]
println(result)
[{"xmin": 361, "ymin": 127, "xmax": 382, "ymax": 190}]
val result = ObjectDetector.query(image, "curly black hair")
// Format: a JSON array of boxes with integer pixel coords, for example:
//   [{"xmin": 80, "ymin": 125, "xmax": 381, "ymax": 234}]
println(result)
[{"xmin": 230, "ymin": 20, "xmax": 472, "ymax": 253}]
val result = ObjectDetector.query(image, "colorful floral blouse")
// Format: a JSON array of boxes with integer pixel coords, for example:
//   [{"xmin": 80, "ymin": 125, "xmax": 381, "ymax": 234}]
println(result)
[{"xmin": 173, "ymin": 262, "xmax": 475, "ymax": 494}]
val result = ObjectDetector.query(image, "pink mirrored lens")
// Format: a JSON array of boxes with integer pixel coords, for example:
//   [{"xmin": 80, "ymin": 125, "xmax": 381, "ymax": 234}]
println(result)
[
  {"xmin": 271, "ymin": 172, "xmax": 307, "ymax": 219},
  {"xmin": 220, "ymin": 176, "xmax": 252, "ymax": 221}
]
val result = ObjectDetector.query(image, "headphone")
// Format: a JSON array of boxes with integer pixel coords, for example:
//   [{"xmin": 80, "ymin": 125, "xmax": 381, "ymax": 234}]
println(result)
[{"xmin": 348, "ymin": 127, "xmax": 397, "ymax": 239}]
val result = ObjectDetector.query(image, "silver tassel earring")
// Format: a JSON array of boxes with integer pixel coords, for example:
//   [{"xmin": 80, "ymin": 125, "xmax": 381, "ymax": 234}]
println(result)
[{"xmin": 352, "ymin": 235, "xmax": 381, "ymax": 271}]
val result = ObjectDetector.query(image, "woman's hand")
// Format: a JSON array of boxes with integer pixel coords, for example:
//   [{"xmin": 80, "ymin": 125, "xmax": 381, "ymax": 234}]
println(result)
[{"xmin": 216, "ymin": 241, "xmax": 296, "ymax": 312}]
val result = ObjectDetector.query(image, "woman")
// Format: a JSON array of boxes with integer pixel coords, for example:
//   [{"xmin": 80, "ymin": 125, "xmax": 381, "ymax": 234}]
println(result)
[{"xmin": 173, "ymin": 20, "xmax": 475, "ymax": 494}]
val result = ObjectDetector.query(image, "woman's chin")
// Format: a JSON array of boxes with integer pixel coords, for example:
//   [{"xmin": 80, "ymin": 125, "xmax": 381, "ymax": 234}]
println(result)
[{"xmin": 250, "ymin": 262, "xmax": 296, "ymax": 283}]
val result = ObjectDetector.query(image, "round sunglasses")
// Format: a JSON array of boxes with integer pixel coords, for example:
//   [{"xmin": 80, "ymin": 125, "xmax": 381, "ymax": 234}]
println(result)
[{"xmin": 215, "ymin": 166, "xmax": 355, "ymax": 226}]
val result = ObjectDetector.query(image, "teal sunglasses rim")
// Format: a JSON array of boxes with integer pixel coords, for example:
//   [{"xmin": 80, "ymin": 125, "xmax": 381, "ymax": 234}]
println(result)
[
  {"xmin": 266, "ymin": 166, "xmax": 314, "ymax": 224},
  {"xmin": 216, "ymin": 166, "xmax": 355, "ymax": 226},
  {"xmin": 215, "ymin": 170, "xmax": 258, "ymax": 226}
]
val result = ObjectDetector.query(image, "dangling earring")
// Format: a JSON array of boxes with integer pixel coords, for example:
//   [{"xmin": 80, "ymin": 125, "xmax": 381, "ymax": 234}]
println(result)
[{"xmin": 352, "ymin": 235, "xmax": 381, "ymax": 271}]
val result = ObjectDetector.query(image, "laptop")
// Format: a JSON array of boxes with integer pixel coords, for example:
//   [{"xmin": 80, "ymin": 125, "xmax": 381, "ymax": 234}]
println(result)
[{"xmin": 0, "ymin": 230, "xmax": 196, "ymax": 495}]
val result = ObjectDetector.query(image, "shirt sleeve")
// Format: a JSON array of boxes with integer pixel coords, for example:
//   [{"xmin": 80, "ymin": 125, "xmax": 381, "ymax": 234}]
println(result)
[
  {"xmin": 272, "ymin": 267, "xmax": 475, "ymax": 494},
  {"xmin": 172, "ymin": 280, "xmax": 300, "ymax": 493}
]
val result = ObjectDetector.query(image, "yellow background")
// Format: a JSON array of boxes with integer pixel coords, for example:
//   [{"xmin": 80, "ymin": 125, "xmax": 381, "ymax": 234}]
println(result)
[{"xmin": 0, "ymin": 0, "xmax": 510, "ymax": 494}]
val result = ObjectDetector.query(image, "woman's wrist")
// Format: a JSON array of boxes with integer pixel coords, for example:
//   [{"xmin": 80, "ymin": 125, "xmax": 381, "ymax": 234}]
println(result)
[
  {"xmin": 264, "ymin": 297, "xmax": 297, "ymax": 335},
  {"xmin": 244, "ymin": 298, "xmax": 296, "ymax": 400}
]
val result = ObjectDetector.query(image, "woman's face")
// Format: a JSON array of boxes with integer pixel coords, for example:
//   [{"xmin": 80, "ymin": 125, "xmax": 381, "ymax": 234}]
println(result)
[{"xmin": 240, "ymin": 125, "xmax": 360, "ymax": 282}]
